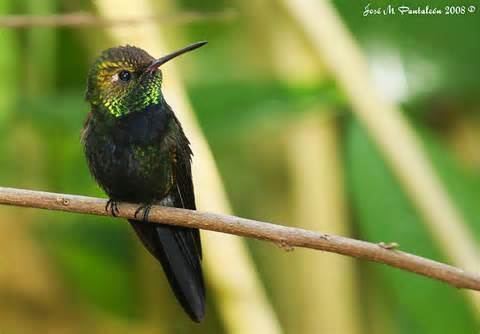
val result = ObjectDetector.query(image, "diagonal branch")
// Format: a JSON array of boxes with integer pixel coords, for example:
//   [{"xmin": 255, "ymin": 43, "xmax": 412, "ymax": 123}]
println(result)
[{"xmin": 0, "ymin": 186, "xmax": 479, "ymax": 291}]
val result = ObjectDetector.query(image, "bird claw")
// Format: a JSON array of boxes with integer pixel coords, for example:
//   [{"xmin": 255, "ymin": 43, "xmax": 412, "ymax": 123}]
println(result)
[
  {"xmin": 134, "ymin": 204, "xmax": 152, "ymax": 223},
  {"xmin": 105, "ymin": 199, "xmax": 120, "ymax": 217}
]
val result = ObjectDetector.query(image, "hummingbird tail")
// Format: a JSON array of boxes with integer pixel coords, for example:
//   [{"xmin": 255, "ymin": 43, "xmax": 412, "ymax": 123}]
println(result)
[{"xmin": 129, "ymin": 219, "xmax": 205, "ymax": 322}]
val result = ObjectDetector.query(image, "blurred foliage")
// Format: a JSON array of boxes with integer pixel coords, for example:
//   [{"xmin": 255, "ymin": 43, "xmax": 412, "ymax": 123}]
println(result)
[
  {"xmin": 0, "ymin": 0, "xmax": 479, "ymax": 333},
  {"xmin": 345, "ymin": 119, "xmax": 478, "ymax": 334},
  {"xmin": 335, "ymin": 0, "xmax": 480, "ymax": 97}
]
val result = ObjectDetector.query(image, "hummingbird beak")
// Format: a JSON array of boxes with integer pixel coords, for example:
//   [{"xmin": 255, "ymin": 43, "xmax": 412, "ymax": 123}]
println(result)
[{"xmin": 146, "ymin": 41, "xmax": 208, "ymax": 72}]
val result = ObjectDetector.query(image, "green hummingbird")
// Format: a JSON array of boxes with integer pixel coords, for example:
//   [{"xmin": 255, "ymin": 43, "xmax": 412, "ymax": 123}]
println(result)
[{"xmin": 82, "ymin": 41, "xmax": 207, "ymax": 322}]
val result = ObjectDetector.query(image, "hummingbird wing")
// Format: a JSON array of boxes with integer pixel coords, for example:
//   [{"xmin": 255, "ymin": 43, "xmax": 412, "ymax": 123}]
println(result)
[{"xmin": 171, "ymin": 136, "xmax": 202, "ymax": 258}]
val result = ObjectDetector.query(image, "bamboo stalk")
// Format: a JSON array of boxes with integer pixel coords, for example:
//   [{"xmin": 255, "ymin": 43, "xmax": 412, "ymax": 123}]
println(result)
[
  {"xmin": 243, "ymin": 2, "xmax": 362, "ymax": 331},
  {"xmin": 281, "ymin": 0, "xmax": 480, "ymax": 313},
  {"xmin": 286, "ymin": 114, "xmax": 362, "ymax": 333},
  {"xmin": 92, "ymin": 1, "xmax": 282, "ymax": 332}
]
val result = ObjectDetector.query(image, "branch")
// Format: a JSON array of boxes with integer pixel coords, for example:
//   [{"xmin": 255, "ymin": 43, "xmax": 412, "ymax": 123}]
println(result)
[
  {"xmin": 0, "ymin": 186, "xmax": 479, "ymax": 291},
  {"xmin": 0, "ymin": 10, "xmax": 236, "ymax": 28}
]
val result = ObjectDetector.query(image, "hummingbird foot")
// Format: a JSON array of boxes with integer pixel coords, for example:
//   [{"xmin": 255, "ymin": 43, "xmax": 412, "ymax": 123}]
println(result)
[
  {"xmin": 134, "ymin": 204, "xmax": 152, "ymax": 223},
  {"xmin": 105, "ymin": 199, "xmax": 120, "ymax": 217}
]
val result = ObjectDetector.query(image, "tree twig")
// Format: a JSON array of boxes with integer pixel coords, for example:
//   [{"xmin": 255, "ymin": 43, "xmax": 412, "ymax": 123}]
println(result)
[
  {"xmin": 0, "ymin": 10, "xmax": 236, "ymax": 28},
  {"xmin": 0, "ymin": 186, "xmax": 479, "ymax": 291}
]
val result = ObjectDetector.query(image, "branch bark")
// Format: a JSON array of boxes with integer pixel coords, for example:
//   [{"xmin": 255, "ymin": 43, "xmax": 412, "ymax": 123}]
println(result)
[{"xmin": 0, "ymin": 186, "xmax": 479, "ymax": 292}]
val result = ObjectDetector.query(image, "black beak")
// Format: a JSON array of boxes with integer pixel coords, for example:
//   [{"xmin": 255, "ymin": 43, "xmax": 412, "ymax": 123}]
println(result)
[{"xmin": 146, "ymin": 41, "xmax": 207, "ymax": 72}]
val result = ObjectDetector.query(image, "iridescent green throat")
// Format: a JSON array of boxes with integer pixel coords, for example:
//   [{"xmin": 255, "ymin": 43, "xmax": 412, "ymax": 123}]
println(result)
[{"xmin": 99, "ymin": 76, "xmax": 163, "ymax": 118}]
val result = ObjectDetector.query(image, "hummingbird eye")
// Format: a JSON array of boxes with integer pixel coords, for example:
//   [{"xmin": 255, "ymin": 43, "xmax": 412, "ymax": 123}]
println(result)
[{"xmin": 118, "ymin": 70, "xmax": 131, "ymax": 82}]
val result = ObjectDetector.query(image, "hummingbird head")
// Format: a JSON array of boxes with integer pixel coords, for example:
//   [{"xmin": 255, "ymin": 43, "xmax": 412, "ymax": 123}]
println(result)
[{"xmin": 86, "ymin": 41, "xmax": 207, "ymax": 117}]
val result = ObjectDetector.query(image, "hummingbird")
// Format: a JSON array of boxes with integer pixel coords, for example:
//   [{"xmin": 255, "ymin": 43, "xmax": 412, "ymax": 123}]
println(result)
[{"xmin": 82, "ymin": 41, "xmax": 207, "ymax": 322}]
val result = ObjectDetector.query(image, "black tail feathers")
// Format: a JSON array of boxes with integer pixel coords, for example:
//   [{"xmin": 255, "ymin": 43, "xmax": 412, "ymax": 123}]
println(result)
[{"xmin": 129, "ymin": 219, "xmax": 205, "ymax": 322}]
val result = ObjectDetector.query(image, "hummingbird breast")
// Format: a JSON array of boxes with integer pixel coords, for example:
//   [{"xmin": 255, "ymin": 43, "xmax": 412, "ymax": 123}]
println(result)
[{"xmin": 83, "ymin": 107, "xmax": 174, "ymax": 203}]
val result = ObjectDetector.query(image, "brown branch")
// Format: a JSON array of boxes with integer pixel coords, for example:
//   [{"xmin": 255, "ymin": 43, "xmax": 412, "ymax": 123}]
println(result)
[
  {"xmin": 0, "ymin": 186, "xmax": 479, "ymax": 291},
  {"xmin": 0, "ymin": 10, "xmax": 236, "ymax": 28}
]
